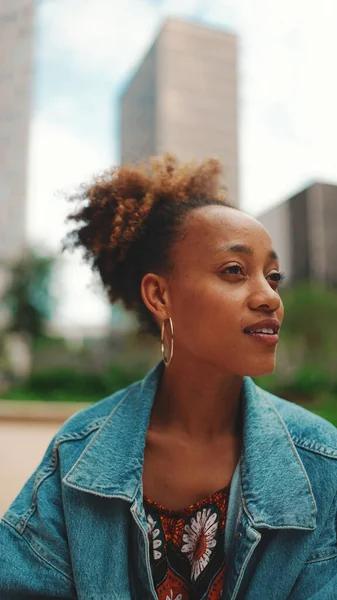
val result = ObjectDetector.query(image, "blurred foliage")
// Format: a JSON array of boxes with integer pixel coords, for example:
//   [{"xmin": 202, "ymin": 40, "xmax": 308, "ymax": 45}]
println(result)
[
  {"xmin": 254, "ymin": 282, "xmax": 337, "ymax": 426},
  {"xmin": 1, "ymin": 248, "xmax": 56, "ymax": 342},
  {"xmin": 255, "ymin": 282, "xmax": 337, "ymax": 386},
  {"xmin": 3, "ymin": 362, "xmax": 149, "ymax": 403},
  {"xmin": 256, "ymin": 364, "xmax": 335, "ymax": 398},
  {"xmin": 280, "ymin": 282, "xmax": 337, "ymax": 362},
  {"xmin": 308, "ymin": 393, "xmax": 337, "ymax": 426}
]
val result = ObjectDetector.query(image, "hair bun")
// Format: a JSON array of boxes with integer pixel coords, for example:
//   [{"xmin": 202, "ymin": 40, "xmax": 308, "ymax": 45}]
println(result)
[{"xmin": 62, "ymin": 154, "xmax": 228, "ymax": 334}]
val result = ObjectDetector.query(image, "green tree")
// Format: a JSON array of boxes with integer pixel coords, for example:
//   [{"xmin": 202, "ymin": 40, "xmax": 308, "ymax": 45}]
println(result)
[
  {"xmin": 280, "ymin": 282, "xmax": 337, "ymax": 363},
  {"xmin": 1, "ymin": 248, "xmax": 56, "ymax": 342},
  {"xmin": 256, "ymin": 283, "xmax": 337, "ymax": 398}
]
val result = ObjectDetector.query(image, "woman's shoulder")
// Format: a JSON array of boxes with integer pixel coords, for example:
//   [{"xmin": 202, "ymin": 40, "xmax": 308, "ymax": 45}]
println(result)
[
  {"xmin": 56, "ymin": 378, "xmax": 143, "ymax": 440},
  {"xmin": 257, "ymin": 384, "xmax": 337, "ymax": 460}
]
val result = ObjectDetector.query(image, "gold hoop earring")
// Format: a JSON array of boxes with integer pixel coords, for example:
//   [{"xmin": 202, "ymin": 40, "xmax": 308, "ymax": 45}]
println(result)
[{"xmin": 161, "ymin": 317, "xmax": 174, "ymax": 367}]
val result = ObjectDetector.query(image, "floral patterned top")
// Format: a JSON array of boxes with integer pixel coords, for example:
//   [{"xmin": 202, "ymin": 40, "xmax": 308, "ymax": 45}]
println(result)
[{"xmin": 143, "ymin": 483, "xmax": 231, "ymax": 600}]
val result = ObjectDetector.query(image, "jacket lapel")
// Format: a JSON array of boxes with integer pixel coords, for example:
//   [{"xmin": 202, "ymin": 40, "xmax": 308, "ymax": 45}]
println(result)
[
  {"xmin": 240, "ymin": 377, "xmax": 317, "ymax": 529},
  {"xmin": 223, "ymin": 377, "xmax": 317, "ymax": 600},
  {"xmin": 62, "ymin": 361, "xmax": 165, "ymax": 500}
]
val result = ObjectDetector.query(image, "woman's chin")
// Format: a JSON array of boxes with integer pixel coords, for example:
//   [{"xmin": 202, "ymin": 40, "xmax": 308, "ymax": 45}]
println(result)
[{"xmin": 241, "ymin": 360, "xmax": 276, "ymax": 378}]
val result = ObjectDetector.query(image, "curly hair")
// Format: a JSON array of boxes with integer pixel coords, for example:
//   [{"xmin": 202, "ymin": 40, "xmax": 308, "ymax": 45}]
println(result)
[{"xmin": 62, "ymin": 154, "xmax": 235, "ymax": 336}]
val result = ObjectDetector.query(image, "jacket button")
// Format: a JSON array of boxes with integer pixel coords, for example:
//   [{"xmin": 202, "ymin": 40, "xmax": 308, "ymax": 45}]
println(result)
[{"xmin": 236, "ymin": 532, "xmax": 242, "ymax": 540}]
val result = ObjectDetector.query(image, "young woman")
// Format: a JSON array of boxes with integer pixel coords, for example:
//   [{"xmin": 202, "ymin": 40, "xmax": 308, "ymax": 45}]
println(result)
[{"xmin": 0, "ymin": 155, "xmax": 336, "ymax": 600}]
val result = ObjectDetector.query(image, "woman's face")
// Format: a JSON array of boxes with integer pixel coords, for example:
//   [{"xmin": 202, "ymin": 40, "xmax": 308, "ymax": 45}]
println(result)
[{"xmin": 167, "ymin": 205, "xmax": 284, "ymax": 377}]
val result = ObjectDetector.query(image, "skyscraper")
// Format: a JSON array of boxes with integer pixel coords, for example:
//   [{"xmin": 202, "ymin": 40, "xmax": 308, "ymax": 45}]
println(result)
[
  {"xmin": 0, "ymin": 0, "xmax": 34, "ymax": 261},
  {"xmin": 258, "ymin": 182, "xmax": 337, "ymax": 286},
  {"xmin": 120, "ymin": 19, "xmax": 239, "ymax": 206}
]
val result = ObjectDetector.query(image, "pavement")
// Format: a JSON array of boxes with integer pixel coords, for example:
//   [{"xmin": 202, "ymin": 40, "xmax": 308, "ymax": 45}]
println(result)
[{"xmin": 0, "ymin": 400, "xmax": 90, "ymax": 516}]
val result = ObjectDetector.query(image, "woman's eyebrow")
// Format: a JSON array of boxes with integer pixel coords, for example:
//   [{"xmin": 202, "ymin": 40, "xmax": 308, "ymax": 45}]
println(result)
[{"xmin": 216, "ymin": 244, "xmax": 279, "ymax": 261}]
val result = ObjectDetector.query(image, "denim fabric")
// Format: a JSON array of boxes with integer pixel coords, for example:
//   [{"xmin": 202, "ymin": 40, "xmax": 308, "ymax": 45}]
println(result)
[{"xmin": 0, "ymin": 360, "xmax": 336, "ymax": 599}]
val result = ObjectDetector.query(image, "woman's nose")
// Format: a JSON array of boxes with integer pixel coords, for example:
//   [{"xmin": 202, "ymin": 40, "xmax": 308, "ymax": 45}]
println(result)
[{"xmin": 248, "ymin": 278, "xmax": 281, "ymax": 312}]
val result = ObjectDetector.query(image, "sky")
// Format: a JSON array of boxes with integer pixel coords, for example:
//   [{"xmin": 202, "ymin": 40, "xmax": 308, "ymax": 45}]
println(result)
[{"xmin": 26, "ymin": 0, "xmax": 337, "ymax": 330}]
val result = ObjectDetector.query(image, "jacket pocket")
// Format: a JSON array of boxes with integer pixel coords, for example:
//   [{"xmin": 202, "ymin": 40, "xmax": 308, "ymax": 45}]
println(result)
[
  {"xmin": 305, "ymin": 491, "xmax": 337, "ymax": 564},
  {"xmin": 305, "ymin": 545, "xmax": 337, "ymax": 564}
]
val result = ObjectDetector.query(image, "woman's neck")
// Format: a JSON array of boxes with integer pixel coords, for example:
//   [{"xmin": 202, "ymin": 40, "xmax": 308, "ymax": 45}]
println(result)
[{"xmin": 150, "ymin": 355, "xmax": 244, "ymax": 441}]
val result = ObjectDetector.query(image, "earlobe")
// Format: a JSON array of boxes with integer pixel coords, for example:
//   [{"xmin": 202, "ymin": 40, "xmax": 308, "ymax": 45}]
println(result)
[{"xmin": 141, "ymin": 273, "xmax": 169, "ymax": 321}]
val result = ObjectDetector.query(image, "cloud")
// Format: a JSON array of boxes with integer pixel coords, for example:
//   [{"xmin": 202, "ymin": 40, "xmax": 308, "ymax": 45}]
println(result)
[
  {"xmin": 38, "ymin": 0, "xmax": 236, "ymax": 83},
  {"xmin": 27, "ymin": 116, "xmax": 110, "ymax": 247},
  {"xmin": 39, "ymin": 0, "xmax": 161, "ymax": 82},
  {"xmin": 27, "ymin": 116, "xmax": 112, "ymax": 326}
]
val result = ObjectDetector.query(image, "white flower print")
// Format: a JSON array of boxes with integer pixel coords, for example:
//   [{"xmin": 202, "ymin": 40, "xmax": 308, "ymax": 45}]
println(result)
[
  {"xmin": 165, "ymin": 591, "xmax": 183, "ymax": 600},
  {"xmin": 146, "ymin": 513, "xmax": 162, "ymax": 560},
  {"xmin": 181, "ymin": 507, "xmax": 218, "ymax": 580}
]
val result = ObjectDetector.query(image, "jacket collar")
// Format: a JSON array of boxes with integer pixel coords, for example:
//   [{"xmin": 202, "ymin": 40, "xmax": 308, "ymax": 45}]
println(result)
[
  {"xmin": 63, "ymin": 361, "xmax": 316, "ymax": 530},
  {"xmin": 241, "ymin": 376, "xmax": 316, "ymax": 529}
]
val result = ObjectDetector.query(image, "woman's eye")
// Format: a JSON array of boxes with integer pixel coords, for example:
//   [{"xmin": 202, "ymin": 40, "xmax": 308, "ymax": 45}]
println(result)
[
  {"xmin": 222, "ymin": 265, "xmax": 243, "ymax": 275},
  {"xmin": 221, "ymin": 267, "xmax": 286, "ymax": 285},
  {"xmin": 268, "ymin": 271, "xmax": 286, "ymax": 285}
]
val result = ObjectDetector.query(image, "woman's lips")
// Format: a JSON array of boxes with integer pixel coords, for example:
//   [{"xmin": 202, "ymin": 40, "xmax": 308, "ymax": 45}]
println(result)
[{"xmin": 244, "ymin": 331, "xmax": 279, "ymax": 345}]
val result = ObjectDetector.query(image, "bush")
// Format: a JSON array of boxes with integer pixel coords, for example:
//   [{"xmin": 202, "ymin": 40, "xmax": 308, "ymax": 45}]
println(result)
[
  {"xmin": 255, "ymin": 364, "xmax": 335, "ymax": 401},
  {"xmin": 25, "ymin": 369, "xmax": 108, "ymax": 398},
  {"xmin": 287, "ymin": 365, "xmax": 333, "ymax": 396},
  {"xmin": 280, "ymin": 283, "xmax": 337, "ymax": 362},
  {"xmin": 103, "ymin": 362, "xmax": 148, "ymax": 393},
  {"xmin": 2, "ymin": 362, "xmax": 149, "ymax": 402}
]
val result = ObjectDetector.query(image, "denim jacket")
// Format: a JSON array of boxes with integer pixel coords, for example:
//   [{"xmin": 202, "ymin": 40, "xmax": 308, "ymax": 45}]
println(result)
[{"xmin": 1, "ymin": 360, "xmax": 337, "ymax": 600}]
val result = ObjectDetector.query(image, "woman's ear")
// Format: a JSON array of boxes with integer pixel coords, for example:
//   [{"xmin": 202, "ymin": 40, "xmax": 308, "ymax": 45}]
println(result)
[{"xmin": 141, "ymin": 273, "xmax": 170, "ymax": 322}]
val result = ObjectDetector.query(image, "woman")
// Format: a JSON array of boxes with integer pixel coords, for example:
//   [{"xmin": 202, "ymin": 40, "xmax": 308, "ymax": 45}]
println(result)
[{"xmin": 0, "ymin": 155, "xmax": 336, "ymax": 600}]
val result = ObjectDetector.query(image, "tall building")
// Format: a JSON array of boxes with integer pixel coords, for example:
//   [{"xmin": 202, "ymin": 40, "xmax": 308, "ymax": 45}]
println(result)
[
  {"xmin": 120, "ymin": 19, "xmax": 239, "ymax": 206},
  {"xmin": 258, "ymin": 182, "xmax": 337, "ymax": 286},
  {"xmin": 0, "ymin": 0, "xmax": 34, "ymax": 262}
]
